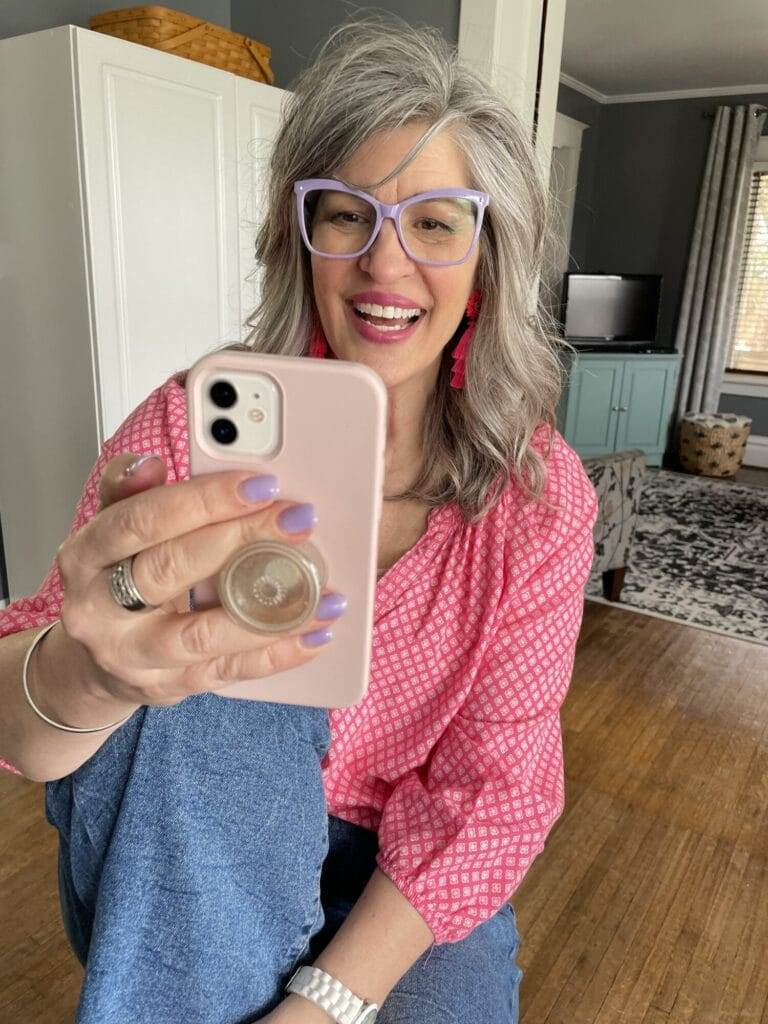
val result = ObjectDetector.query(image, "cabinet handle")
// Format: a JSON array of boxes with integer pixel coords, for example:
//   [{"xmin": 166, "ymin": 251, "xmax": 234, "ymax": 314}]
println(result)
[{"xmin": 611, "ymin": 405, "xmax": 628, "ymax": 412}]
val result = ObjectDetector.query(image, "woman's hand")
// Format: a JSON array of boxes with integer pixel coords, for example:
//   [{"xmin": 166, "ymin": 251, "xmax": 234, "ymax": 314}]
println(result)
[{"xmin": 53, "ymin": 452, "xmax": 345, "ymax": 710}]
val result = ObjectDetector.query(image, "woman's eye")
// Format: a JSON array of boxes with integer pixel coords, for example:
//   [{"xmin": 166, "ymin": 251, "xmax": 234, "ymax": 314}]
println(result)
[
  {"xmin": 330, "ymin": 211, "xmax": 368, "ymax": 224},
  {"xmin": 417, "ymin": 218, "xmax": 452, "ymax": 232}
]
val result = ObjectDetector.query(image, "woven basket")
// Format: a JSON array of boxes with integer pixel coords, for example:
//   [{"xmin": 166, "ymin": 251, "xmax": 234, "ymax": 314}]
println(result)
[
  {"xmin": 89, "ymin": 6, "xmax": 274, "ymax": 85},
  {"xmin": 678, "ymin": 412, "xmax": 752, "ymax": 478}
]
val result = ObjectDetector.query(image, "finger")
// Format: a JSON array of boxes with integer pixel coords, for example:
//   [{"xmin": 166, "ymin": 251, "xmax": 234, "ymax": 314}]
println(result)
[
  {"xmin": 120, "ymin": 589, "xmax": 346, "ymax": 670},
  {"xmin": 126, "ymin": 500, "xmax": 319, "ymax": 607},
  {"xmin": 68, "ymin": 468, "xmax": 287, "ymax": 577},
  {"xmin": 99, "ymin": 453, "xmax": 168, "ymax": 510},
  {"xmin": 189, "ymin": 624, "xmax": 335, "ymax": 691}
]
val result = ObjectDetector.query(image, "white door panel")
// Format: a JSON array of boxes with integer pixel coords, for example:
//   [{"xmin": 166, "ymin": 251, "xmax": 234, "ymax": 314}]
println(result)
[
  {"xmin": 76, "ymin": 30, "xmax": 241, "ymax": 439},
  {"xmin": 235, "ymin": 78, "xmax": 285, "ymax": 340}
]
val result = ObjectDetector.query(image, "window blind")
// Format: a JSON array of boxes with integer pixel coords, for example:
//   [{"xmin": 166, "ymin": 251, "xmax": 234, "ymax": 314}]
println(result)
[{"xmin": 729, "ymin": 170, "xmax": 768, "ymax": 373}]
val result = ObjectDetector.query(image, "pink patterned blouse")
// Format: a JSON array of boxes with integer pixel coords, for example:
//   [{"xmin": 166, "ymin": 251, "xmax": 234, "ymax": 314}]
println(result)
[{"xmin": 0, "ymin": 370, "xmax": 598, "ymax": 944}]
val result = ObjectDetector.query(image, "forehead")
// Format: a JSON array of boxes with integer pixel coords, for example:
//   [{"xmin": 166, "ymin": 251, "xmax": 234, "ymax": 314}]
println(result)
[{"xmin": 336, "ymin": 123, "xmax": 472, "ymax": 200}]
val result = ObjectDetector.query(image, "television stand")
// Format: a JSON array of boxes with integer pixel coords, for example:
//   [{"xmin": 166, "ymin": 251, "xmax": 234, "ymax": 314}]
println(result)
[{"xmin": 556, "ymin": 350, "xmax": 681, "ymax": 466}]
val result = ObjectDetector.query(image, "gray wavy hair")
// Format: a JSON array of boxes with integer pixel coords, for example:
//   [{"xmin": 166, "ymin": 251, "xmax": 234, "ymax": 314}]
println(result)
[{"xmin": 240, "ymin": 15, "xmax": 572, "ymax": 522}]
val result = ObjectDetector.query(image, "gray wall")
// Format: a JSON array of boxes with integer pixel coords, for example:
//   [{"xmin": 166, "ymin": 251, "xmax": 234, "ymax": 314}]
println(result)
[
  {"xmin": 589, "ymin": 92, "xmax": 768, "ymax": 355},
  {"xmin": 558, "ymin": 84, "xmax": 768, "ymax": 435},
  {"xmin": 0, "ymin": 0, "xmax": 230, "ymax": 39},
  {"xmin": 231, "ymin": 0, "xmax": 460, "ymax": 89}
]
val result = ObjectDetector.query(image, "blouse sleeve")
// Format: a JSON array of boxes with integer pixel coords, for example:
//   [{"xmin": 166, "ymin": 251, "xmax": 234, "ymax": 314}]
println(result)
[
  {"xmin": 375, "ymin": 451, "xmax": 599, "ymax": 944},
  {"xmin": 0, "ymin": 373, "xmax": 185, "ymax": 777}
]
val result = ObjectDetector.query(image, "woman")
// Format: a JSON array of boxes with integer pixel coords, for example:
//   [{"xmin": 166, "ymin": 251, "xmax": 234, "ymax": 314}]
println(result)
[{"xmin": 0, "ymin": 18, "xmax": 597, "ymax": 1024}]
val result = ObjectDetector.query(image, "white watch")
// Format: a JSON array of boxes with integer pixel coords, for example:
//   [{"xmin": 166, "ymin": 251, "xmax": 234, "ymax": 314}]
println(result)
[{"xmin": 285, "ymin": 965, "xmax": 379, "ymax": 1023}]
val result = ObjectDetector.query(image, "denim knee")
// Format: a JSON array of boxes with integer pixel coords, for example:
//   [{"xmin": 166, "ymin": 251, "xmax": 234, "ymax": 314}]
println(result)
[{"xmin": 46, "ymin": 693, "xmax": 333, "ymax": 1022}]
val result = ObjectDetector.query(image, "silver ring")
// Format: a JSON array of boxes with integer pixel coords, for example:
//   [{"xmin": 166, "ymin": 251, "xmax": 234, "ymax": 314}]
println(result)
[{"xmin": 109, "ymin": 555, "xmax": 155, "ymax": 612}]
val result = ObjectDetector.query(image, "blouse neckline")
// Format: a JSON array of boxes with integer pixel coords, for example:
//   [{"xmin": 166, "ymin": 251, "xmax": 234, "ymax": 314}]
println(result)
[{"xmin": 374, "ymin": 501, "xmax": 463, "ymax": 620}]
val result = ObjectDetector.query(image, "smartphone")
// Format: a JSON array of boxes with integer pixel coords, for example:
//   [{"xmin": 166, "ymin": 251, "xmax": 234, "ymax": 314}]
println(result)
[{"xmin": 185, "ymin": 348, "xmax": 387, "ymax": 709}]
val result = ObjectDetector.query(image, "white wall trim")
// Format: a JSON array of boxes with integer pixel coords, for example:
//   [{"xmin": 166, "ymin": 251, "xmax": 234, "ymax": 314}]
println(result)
[
  {"xmin": 459, "ymin": 0, "xmax": 567, "ymax": 183},
  {"xmin": 535, "ymin": 0, "xmax": 567, "ymax": 176},
  {"xmin": 721, "ymin": 374, "xmax": 768, "ymax": 398},
  {"xmin": 459, "ymin": 0, "xmax": 541, "ymax": 129},
  {"xmin": 559, "ymin": 71, "xmax": 768, "ymax": 105},
  {"xmin": 559, "ymin": 72, "xmax": 607, "ymax": 104},
  {"xmin": 553, "ymin": 110, "xmax": 588, "ymax": 148},
  {"xmin": 744, "ymin": 434, "xmax": 768, "ymax": 469},
  {"xmin": 542, "ymin": 112, "xmax": 586, "ymax": 314}
]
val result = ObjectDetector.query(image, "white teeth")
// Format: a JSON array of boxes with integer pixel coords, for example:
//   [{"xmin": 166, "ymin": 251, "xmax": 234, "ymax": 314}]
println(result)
[
  {"xmin": 353, "ymin": 301, "xmax": 423, "ymax": 319},
  {"xmin": 365, "ymin": 320, "xmax": 413, "ymax": 332}
]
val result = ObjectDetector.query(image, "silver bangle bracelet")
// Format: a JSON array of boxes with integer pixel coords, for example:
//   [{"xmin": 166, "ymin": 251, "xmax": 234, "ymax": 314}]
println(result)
[{"xmin": 22, "ymin": 619, "xmax": 135, "ymax": 734}]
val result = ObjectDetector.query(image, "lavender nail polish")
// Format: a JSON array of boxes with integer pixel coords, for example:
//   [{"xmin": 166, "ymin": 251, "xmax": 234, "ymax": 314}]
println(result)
[
  {"xmin": 278, "ymin": 503, "xmax": 318, "ymax": 534},
  {"xmin": 300, "ymin": 626, "xmax": 333, "ymax": 648},
  {"xmin": 238, "ymin": 474, "xmax": 280, "ymax": 503},
  {"xmin": 316, "ymin": 592, "xmax": 348, "ymax": 620}
]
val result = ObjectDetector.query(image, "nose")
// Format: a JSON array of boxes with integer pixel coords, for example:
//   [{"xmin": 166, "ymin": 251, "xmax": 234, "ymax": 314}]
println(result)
[{"xmin": 357, "ymin": 216, "xmax": 416, "ymax": 281}]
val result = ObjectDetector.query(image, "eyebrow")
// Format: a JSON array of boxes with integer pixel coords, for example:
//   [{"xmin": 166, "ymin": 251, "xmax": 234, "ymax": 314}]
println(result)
[{"xmin": 337, "ymin": 179, "xmax": 450, "ymax": 201}]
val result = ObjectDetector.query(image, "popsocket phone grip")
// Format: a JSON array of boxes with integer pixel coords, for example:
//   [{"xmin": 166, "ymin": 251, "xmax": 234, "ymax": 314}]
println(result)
[{"xmin": 217, "ymin": 539, "xmax": 327, "ymax": 634}]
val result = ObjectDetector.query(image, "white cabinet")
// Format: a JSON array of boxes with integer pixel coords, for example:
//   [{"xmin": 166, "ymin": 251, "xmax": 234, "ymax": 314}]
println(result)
[{"xmin": 0, "ymin": 25, "xmax": 285, "ymax": 599}]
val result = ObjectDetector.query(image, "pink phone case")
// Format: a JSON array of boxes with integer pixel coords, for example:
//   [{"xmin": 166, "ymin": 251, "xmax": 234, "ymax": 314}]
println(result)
[{"xmin": 186, "ymin": 349, "xmax": 387, "ymax": 709}]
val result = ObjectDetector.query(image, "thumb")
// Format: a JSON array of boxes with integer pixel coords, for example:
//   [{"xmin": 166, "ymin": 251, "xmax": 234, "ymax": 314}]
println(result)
[{"xmin": 99, "ymin": 453, "xmax": 169, "ymax": 510}]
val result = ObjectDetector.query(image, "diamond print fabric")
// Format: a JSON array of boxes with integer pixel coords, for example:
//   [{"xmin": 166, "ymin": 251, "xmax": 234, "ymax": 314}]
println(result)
[{"xmin": 0, "ymin": 370, "xmax": 598, "ymax": 944}]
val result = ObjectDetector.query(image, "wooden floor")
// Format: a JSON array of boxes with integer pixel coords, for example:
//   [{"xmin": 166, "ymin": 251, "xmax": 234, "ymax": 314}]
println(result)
[{"xmin": 0, "ymin": 602, "xmax": 766, "ymax": 1022}]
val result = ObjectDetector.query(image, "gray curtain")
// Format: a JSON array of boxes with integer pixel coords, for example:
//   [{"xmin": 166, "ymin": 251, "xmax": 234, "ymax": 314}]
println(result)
[{"xmin": 670, "ymin": 103, "xmax": 767, "ymax": 451}]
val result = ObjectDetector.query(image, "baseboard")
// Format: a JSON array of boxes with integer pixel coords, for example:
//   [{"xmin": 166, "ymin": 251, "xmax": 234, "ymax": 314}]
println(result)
[{"xmin": 744, "ymin": 433, "xmax": 768, "ymax": 470}]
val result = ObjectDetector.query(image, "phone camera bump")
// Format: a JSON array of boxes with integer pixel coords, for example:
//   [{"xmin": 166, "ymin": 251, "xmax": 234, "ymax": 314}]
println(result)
[
  {"xmin": 210, "ymin": 380, "xmax": 237, "ymax": 408},
  {"xmin": 211, "ymin": 418, "xmax": 238, "ymax": 445}
]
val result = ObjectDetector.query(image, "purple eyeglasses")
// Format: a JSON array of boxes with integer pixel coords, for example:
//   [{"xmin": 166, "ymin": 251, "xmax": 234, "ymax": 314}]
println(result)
[{"xmin": 294, "ymin": 178, "xmax": 490, "ymax": 267}]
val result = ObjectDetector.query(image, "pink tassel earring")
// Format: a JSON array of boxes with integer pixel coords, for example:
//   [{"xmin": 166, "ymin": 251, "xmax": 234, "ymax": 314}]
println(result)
[
  {"xmin": 450, "ymin": 289, "xmax": 482, "ymax": 389},
  {"xmin": 308, "ymin": 320, "xmax": 329, "ymax": 358}
]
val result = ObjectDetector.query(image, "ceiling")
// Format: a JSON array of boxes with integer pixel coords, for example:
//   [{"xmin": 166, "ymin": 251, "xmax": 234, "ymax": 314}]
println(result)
[{"xmin": 561, "ymin": 0, "xmax": 768, "ymax": 98}]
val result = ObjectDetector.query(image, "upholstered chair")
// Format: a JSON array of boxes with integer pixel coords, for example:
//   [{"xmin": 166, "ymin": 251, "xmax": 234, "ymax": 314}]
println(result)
[{"xmin": 580, "ymin": 449, "xmax": 647, "ymax": 601}]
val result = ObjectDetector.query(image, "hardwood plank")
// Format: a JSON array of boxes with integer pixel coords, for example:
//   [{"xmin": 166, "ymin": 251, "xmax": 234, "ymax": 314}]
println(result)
[
  {"xmin": 519, "ymin": 808, "xmax": 661, "ymax": 1022},
  {"xmin": 714, "ymin": 852, "xmax": 768, "ymax": 1024},
  {"xmin": 648, "ymin": 837, "xmax": 737, "ymax": 1016},
  {"xmin": 642, "ymin": 1007, "xmax": 671, "ymax": 1024},
  {"xmin": 663, "ymin": 843, "xmax": 751, "ymax": 1023},
  {"xmin": 618, "ymin": 832, "xmax": 725, "ymax": 1021},
  {"xmin": 516, "ymin": 601, "xmax": 768, "ymax": 1024}
]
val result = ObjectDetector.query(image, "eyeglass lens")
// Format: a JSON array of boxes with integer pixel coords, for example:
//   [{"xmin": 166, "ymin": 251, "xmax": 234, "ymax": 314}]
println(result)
[{"xmin": 302, "ymin": 188, "xmax": 479, "ymax": 264}]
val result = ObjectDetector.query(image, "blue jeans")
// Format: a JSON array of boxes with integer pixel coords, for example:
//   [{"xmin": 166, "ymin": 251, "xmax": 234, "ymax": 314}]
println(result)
[{"xmin": 46, "ymin": 692, "xmax": 522, "ymax": 1023}]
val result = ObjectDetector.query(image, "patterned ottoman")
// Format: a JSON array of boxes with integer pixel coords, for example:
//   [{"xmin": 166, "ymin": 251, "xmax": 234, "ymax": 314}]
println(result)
[{"xmin": 678, "ymin": 412, "xmax": 752, "ymax": 478}]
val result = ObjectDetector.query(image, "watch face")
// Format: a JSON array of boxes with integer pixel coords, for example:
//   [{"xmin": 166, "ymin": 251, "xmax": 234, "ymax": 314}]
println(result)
[{"xmin": 358, "ymin": 1007, "xmax": 378, "ymax": 1023}]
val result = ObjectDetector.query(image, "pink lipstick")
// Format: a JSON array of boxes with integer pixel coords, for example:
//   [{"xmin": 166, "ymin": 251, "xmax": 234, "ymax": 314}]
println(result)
[{"xmin": 346, "ymin": 291, "xmax": 427, "ymax": 345}]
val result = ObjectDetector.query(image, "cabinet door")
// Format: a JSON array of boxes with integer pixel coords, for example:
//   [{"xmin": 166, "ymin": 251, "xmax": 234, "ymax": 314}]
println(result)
[
  {"xmin": 562, "ymin": 358, "xmax": 625, "ymax": 457},
  {"xmin": 76, "ymin": 29, "xmax": 241, "ymax": 439},
  {"xmin": 616, "ymin": 359, "xmax": 679, "ymax": 457},
  {"xmin": 235, "ymin": 78, "xmax": 286, "ymax": 339}
]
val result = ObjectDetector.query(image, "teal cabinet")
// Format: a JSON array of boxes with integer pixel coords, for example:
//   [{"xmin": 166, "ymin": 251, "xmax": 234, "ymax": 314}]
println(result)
[{"xmin": 557, "ymin": 352, "xmax": 680, "ymax": 466}]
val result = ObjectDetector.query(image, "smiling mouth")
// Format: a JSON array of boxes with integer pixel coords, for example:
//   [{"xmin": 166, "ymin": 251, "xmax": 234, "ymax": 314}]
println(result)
[{"xmin": 349, "ymin": 302, "xmax": 425, "ymax": 329}]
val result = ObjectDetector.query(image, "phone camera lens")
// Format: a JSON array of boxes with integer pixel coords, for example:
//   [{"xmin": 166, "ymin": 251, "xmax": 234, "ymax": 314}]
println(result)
[
  {"xmin": 210, "ymin": 380, "xmax": 237, "ymax": 408},
  {"xmin": 211, "ymin": 418, "xmax": 238, "ymax": 445}
]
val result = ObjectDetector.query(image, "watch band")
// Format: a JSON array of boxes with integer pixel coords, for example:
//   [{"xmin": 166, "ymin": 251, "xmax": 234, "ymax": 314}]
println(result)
[{"xmin": 285, "ymin": 965, "xmax": 379, "ymax": 1023}]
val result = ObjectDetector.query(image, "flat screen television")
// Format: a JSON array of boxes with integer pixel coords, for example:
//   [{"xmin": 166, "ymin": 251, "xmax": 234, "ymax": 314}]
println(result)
[{"xmin": 560, "ymin": 273, "xmax": 662, "ymax": 345}]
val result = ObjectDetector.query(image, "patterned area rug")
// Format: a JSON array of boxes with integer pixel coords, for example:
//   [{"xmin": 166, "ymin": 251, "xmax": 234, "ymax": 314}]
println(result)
[{"xmin": 585, "ymin": 468, "xmax": 768, "ymax": 647}]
